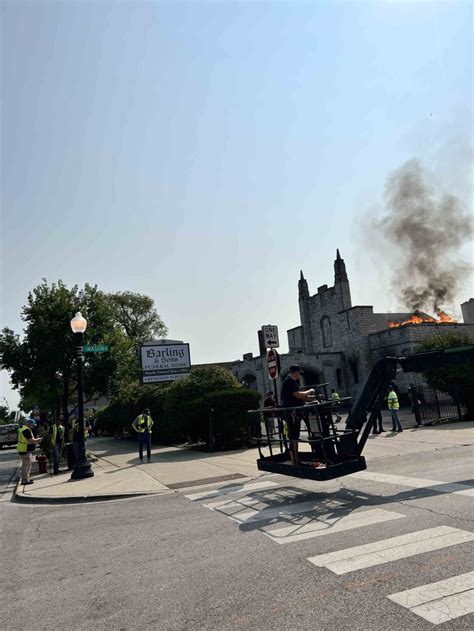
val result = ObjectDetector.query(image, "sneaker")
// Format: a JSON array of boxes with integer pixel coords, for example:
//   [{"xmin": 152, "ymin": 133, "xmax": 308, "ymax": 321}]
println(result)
[
  {"xmin": 21, "ymin": 480, "xmax": 33, "ymax": 485},
  {"xmin": 397, "ymin": 428, "xmax": 403, "ymax": 432},
  {"xmin": 139, "ymin": 459, "xmax": 144, "ymax": 464},
  {"xmin": 147, "ymin": 459, "xmax": 151, "ymax": 464}
]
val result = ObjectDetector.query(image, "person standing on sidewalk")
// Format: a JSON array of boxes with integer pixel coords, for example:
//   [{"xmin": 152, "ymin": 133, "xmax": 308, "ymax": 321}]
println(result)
[
  {"xmin": 372, "ymin": 410, "xmax": 385, "ymax": 434},
  {"xmin": 388, "ymin": 385, "xmax": 403, "ymax": 432},
  {"xmin": 50, "ymin": 418, "xmax": 64, "ymax": 475},
  {"xmin": 330, "ymin": 388, "xmax": 342, "ymax": 423},
  {"xmin": 132, "ymin": 408, "xmax": 154, "ymax": 463},
  {"xmin": 17, "ymin": 419, "xmax": 42, "ymax": 485}
]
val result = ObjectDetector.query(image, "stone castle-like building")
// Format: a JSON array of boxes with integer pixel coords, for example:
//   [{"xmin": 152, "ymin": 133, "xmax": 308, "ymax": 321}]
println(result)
[{"xmin": 231, "ymin": 251, "xmax": 474, "ymax": 398}]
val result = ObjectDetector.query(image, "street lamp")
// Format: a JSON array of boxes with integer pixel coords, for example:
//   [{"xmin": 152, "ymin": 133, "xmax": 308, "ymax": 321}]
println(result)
[{"xmin": 70, "ymin": 312, "xmax": 94, "ymax": 479}]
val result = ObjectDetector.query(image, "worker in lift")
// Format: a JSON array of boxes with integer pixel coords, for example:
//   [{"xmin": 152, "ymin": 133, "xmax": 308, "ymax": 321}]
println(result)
[{"xmin": 280, "ymin": 365, "xmax": 316, "ymax": 465}]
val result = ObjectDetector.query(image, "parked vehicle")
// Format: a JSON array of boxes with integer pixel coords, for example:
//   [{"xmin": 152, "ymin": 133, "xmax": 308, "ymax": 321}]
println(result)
[{"xmin": 0, "ymin": 423, "xmax": 19, "ymax": 448}]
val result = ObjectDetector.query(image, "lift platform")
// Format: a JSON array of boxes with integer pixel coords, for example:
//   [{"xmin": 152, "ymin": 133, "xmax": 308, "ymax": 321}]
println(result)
[{"xmin": 249, "ymin": 345, "xmax": 474, "ymax": 482}]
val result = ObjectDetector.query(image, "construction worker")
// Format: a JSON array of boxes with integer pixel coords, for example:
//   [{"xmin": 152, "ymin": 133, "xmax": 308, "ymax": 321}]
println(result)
[
  {"xmin": 131, "ymin": 408, "xmax": 154, "ymax": 463},
  {"xmin": 50, "ymin": 418, "xmax": 65, "ymax": 474},
  {"xmin": 17, "ymin": 419, "xmax": 42, "ymax": 485},
  {"xmin": 330, "ymin": 388, "xmax": 342, "ymax": 423},
  {"xmin": 388, "ymin": 385, "xmax": 403, "ymax": 432}
]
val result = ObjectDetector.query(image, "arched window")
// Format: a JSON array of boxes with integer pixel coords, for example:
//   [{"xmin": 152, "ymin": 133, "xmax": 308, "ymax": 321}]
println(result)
[{"xmin": 321, "ymin": 316, "xmax": 332, "ymax": 348}]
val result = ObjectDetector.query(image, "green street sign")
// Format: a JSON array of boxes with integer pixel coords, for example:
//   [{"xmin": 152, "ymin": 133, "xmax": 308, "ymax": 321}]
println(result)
[{"xmin": 83, "ymin": 344, "xmax": 109, "ymax": 353}]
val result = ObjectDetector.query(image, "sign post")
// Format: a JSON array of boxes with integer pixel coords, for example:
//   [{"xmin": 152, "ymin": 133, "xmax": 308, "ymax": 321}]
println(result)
[{"xmin": 267, "ymin": 348, "xmax": 280, "ymax": 404}]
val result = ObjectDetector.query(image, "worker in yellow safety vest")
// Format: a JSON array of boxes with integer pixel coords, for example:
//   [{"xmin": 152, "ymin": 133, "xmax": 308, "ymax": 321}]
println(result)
[
  {"xmin": 17, "ymin": 419, "xmax": 42, "ymax": 485},
  {"xmin": 388, "ymin": 385, "xmax": 403, "ymax": 432},
  {"xmin": 330, "ymin": 388, "xmax": 342, "ymax": 423},
  {"xmin": 131, "ymin": 408, "xmax": 154, "ymax": 464}
]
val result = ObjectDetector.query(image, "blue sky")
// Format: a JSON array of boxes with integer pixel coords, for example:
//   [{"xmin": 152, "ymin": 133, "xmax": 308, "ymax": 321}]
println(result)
[{"xmin": 1, "ymin": 1, "xmax": 472, "ymax": 409}]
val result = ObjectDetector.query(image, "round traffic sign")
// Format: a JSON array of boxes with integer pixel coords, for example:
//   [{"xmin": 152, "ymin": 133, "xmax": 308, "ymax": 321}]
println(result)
[{"xmin": 267, "ymin": 349, "xmax": 279, "ymax": 379}]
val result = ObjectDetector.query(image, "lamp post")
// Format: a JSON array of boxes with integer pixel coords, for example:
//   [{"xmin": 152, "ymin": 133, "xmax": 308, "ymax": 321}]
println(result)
[{"xmin": 70, "ymin": 312, "xmax": 94, "ymax": 480}]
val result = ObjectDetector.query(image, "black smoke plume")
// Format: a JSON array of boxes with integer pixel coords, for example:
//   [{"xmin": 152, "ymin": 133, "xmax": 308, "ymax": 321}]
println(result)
[{"xmin": 380, "ymin": 159, "xmax": 473, "ymax": 313}]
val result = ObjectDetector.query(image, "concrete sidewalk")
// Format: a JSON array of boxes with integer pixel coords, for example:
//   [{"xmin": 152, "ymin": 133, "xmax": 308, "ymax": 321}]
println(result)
[
  {"xmin": 14, "ymin": 437, "xmax": 264, "ymax": 503},
  {"xmin": 14, "ymin": 420, "xmax": 474, "ymax": 503}
]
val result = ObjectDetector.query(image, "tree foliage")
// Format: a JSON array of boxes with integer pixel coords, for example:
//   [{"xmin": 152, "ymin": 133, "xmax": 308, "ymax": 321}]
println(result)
[
  {"xmin": 106, "ymin": 292, "xmax": 167, "ymax": 343},
  {"xmin": 416, "ymin": 332, "xmax": 474, "ymax": 417},
  {"xmin": 0, "ymin": 280, "xmax": 167, "ymax": 421}
]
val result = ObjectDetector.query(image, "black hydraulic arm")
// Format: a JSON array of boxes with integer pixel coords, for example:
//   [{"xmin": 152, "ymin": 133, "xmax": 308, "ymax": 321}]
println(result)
[{"xmin": 338, "ymin": 356, "xmax": 398, "ymax": 456}]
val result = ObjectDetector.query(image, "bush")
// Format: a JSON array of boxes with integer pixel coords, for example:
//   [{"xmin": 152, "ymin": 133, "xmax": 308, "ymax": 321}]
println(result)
[
  {"xmin": 95, "ymin": 366, "xmax": 248, "ymax": 447},
  {"xmin": 182, "ymin": 388, "xmax": 261, "ymax": 450},
  {"xmin": 159, "ymin": 366, "xmax": 241, "ymax": 444},
  {"xmin": 96, "ymin": 382, "xmax": 168, "ymax": 436}
]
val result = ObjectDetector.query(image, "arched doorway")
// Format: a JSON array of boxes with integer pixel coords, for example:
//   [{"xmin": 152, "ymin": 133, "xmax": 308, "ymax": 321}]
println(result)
[
  {"xmin": 302, "ymin": 369, "xmax": 321, "ymax": 388},
  {"xmin": 241, "ymin": 374, "xmax": 257, "ymax": 390}
]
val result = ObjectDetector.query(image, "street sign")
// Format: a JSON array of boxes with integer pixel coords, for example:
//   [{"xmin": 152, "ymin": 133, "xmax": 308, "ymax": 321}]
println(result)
[
  {"xmin": 262, "ymin": 325, "xmax": 279, "ymax": 348},
  {"xmin": 267, "ymin": 349, "xmax": 279, "ymax": 380},
  {"xmin": 140, "ymin": 342, "xmax": 191, "ymax": 383},
  {"xmin": 83, "ymin": 344, "xmax": 109, "ymax": 353}
]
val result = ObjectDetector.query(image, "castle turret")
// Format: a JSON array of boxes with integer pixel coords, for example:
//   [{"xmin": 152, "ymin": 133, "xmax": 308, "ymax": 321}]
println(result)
[
  {"xmin": 298, "ymin": 270, "xmax": 313, "ymax": 352},
  {"xmin": 298, "ymin": 270, "xmax": 309, "ymax": 299},
  {"xmin": 334, "ymin": 250, "xmax": 352, "ymax": 310}
]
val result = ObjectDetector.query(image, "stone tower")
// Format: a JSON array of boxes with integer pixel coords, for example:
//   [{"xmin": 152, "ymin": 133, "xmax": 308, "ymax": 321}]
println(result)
[
  {"xmin": 298, "ymin": 270, "xmax": 313, "ymax": 352},
  {"xmin": 334, "ymin": 249, "xmax": 352, "ymax": 311}
]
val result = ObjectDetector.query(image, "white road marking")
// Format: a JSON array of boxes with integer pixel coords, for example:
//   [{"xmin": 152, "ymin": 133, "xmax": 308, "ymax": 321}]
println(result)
[
  {"xmin": 184, "ymin": 480, "xmax": 278, "ymax": 501},
  {"xmin": 264, "ymin": 508, "xmax": 405, "ymax": 544},
  {"xmin": 388, "ymin": 572, "xmax": 474, "ymax": 625},
  {"xmin": 352, "ymin": 471, "xmax": 474, "ymax": 497},
  {"xmin": 307, "ymin": 526, "xmax": 474, "ymax": 575}
]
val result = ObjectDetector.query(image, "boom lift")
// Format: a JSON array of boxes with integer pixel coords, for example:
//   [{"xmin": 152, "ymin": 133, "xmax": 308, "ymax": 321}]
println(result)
[{"xmin": 251, "ymin": 345, "xmax": 474, "ymax": 482}]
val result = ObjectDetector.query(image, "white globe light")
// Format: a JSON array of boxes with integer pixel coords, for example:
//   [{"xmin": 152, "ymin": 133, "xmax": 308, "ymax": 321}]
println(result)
[{"xmin": 70, "ymin": 312, "xmax": 88, "ymax": 334}]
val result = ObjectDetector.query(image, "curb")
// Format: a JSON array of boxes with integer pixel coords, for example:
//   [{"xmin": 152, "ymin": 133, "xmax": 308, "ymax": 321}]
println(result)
[{"xmin": 13, "ymin": 483, "xmax": 171, "ymax": 505}]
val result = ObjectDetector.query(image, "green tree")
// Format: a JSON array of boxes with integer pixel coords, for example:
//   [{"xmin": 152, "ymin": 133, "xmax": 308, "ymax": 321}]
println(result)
[
  {"xmin": 416, "ymin": 332, "xmax": 474, "ymax": 418},
  {"xmin": 0, "ymin": 405, "xmax": 10, "ymax": 424},
  {"xmin": 0, "ymin": 280, "xmax": 167, "ymax": 424},
  {"xmin": 106, "ymin": 291, "xmax": 167, "ymax": 343}
]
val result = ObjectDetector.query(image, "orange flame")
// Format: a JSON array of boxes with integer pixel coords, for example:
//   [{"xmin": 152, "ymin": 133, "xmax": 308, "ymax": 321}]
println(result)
[
  {"xmin": 437, "ymin": 310, "xmax": 456, "ymax": 323},
  {"xmin": 388, "ymin": 311, "xmax": 456, "ymax": 328}
]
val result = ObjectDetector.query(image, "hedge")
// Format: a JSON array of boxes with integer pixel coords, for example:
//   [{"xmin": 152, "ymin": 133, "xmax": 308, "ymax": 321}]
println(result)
[{"xmin": 95, "ymin": 366, "xmax": 261, "ymax": 449}]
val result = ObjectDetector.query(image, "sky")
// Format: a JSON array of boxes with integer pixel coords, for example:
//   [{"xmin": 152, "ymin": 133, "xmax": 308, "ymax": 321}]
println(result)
[{"xmin": 1, "ymin": 0, "xmax": 473, "ymax": 410}]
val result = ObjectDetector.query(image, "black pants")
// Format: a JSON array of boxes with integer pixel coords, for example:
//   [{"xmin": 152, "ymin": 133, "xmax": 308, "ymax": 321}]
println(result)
[
  {"xmin": 372, "ymin": 411, "xmax": 384, "ymax": 433},
  {"xmin": 311, "ymin": 411, "xmax": 336, "ymax": 461},
  {"xmin": 138, "ymin": 432, "xmax": 151, "ymax": 461}
]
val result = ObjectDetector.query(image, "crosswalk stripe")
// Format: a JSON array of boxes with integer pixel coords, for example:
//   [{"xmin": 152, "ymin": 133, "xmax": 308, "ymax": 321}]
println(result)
[
  {"xmin": 264, "ymin": 508, "xmax": 405, "ymax": 544},
  {"xmin": 352, "ymin": 471, "xmax": 474, "ymax": 497},
  {"xmin": 388, "ymin": 572, "xmax": 474, "ymax": 625},
  {"xmin": 307, "ymin": 526, "xmax": 474, "ymax": 575},
  {"xmin": 184, "ymin": 480, "xmax": 278, "ymax": 501}
]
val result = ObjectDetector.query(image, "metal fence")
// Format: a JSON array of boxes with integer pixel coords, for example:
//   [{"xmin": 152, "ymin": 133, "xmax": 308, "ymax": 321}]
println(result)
[{"xmin": 410, "ymin": 385, "xmax": 464, "ymax": 425}]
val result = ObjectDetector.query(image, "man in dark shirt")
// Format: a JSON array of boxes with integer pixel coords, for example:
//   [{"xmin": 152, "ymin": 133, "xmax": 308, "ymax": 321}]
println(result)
[
  {"xmin": 281, "ymin": 365, "xmax": 315, "ymax": 465},
  {"xmin": 263, "ymin": 391, "xmax": 276, "ymax": 436}
]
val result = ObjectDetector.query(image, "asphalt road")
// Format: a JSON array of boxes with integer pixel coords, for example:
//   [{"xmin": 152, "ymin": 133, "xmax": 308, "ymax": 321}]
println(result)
[
  {"xmin": 1, "ymin": 443, "xmax": 473, "ymax": 630},
  {"xmin": 0, "ymin": 445, "xmax": 18, "ymax": 498}
]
